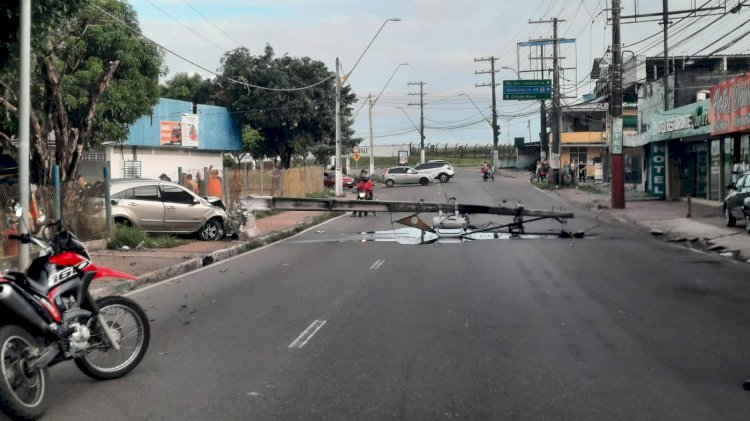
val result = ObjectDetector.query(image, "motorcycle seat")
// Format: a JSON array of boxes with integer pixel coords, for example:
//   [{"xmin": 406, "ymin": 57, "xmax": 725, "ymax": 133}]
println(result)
[{"xmin": 4, "ymin": 271, "xmax": 48, "ymax": 294}]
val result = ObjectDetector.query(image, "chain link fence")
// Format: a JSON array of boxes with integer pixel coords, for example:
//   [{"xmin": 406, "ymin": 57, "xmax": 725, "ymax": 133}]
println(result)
[{"xmin": 0, "ymin": 182, "xmax": 107, "ymax": 259}]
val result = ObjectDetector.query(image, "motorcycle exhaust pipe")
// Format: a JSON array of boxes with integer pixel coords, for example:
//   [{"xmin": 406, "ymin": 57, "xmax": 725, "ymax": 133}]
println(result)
[{"xmin": 0, "ymin": 284, "xmax": 54, "ymax": 335}]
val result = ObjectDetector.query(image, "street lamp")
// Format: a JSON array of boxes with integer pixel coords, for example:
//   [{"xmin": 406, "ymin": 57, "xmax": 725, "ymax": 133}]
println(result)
[
  {"xmin": 369, "ymin": 63, "xmax": 409, "ymax": 177},
  {"xmin": 335, "ymin": 17, "xmax": 400, "ymax": 197},
  {"xmin": 501, "ymin": 66, "xmax": 521, "ymax": 79}
]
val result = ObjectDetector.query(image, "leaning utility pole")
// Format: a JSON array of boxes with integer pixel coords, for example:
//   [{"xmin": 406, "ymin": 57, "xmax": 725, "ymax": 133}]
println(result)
[
  {"xmin": 611, "ymin": 0, "xmax": 625, "ymax": 209},
  {"xmin": 529, "ymin": 17, "xmax": 564, "ymax": 184},
  {"xmin": 475, "ymin": 56, "xmax": 500, "ymax": 168},
  {"xmin": 662, "ymin": 0, "xmax": 670, "ymax": 111},
  {"xmin": 408, "ymin": 81, "xmax": 426, "ymax": 163},
  {"xmin": 334, "ymin": 58, "xmax": 343, "ymax": 197}
]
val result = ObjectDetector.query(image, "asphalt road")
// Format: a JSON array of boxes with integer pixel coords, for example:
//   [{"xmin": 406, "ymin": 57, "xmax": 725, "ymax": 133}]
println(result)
[{"xmin": 34, "ymin": 169, "xmax": 750, "ymax": 420}]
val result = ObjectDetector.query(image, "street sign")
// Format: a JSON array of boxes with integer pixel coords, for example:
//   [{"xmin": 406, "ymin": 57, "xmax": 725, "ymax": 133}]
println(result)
[
  {"xmin": 503, "ymin": 79, "xmax": 552, "ymax": 100},
  {"xmin": 612, "ymin": 117, "xmax": 623, "ymax": 154},
  {"xmin": 353, "ymin": 152, "xmax": 361, "ymax": 161},
  {"xmin": 352, "ymin": 146, "xmax": 360, "ymax": 154}
]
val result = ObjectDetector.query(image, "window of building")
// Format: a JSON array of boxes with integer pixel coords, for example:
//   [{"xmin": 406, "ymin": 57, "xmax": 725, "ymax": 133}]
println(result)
[{"xmin": 569, "ymin": 147, "xmax": 588, "ymax": 164}]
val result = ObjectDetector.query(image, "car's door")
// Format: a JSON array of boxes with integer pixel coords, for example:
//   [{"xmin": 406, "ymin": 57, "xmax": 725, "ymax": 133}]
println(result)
[
  {"xmin": 735, "ymin": 175, "xmax": 750, "ymax": 217},
  {"xmin": 161, "ymin": 184, "xmax": 204, "ymax": 232},
  {"xmin": 404, "ymin": 168, "xmax": 421, "ymax": 184},
  {"xmin": 388, "ymin": 167, "xmax": 406, "ymax": 184},
  {"xmin": 115, "ymin": 185, "xmax": 165, "ymax": 231}
]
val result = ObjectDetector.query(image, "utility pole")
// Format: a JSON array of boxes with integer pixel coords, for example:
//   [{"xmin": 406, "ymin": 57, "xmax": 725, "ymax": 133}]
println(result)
[
  {"xmin": 408, "ymin": 81, "xmax": 426, "ymax": 163},
  {"xmin": 611, "ymin": 0, "xmax": 625, "ymax": 209},
  {"xmin": 475, "ymin": 57, "xmax": 500, "ymax": 168},
  {"xmin": 334, "ymin": 58, "xmax": 342, "ymax": 197},
  {"xmin": 540, "ymin": 45, "xmax": 549, "ymax": 161},
  {"xmin": 529, "ymin": 17, "xmax": 565, "ymax": 185},
  {"xmin": 368, "ymin": 93, "xmax": 374, "ymax": 176},
  {"xmin": 662, "ymin": 0, "xmax": 670, "ymax": 111},
  {"xmin": 18, "ymin": 0, "xmax": 31, "ymax": 268}
]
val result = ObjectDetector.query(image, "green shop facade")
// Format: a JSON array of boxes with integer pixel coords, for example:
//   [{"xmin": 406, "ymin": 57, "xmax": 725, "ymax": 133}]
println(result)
[{"xmin": 643, "ymin": 81, "xmax": 750, "ymax": 202}]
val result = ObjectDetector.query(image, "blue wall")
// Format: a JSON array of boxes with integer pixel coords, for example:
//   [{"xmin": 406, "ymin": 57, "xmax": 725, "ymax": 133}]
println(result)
[{"xmin": 125, "ymin": 98, "xmax": 241, "ymax": 151}]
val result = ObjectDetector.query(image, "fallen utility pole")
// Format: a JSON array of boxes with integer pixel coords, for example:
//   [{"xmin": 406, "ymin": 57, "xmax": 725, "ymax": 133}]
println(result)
[{"xmin": 243, "ymin": 195, "xmax": 574, "ymax": 219}]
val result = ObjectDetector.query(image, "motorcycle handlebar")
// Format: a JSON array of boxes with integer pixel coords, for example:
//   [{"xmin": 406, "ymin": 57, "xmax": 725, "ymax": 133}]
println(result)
[{"xmin": 7, "ymin": 234, "xmax": 31, "ymax": 243}]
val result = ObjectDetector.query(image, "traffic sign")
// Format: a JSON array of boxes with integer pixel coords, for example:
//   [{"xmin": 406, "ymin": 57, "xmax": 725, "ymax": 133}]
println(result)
[
  {"xmin": 353, "ymin": 152, "xmax": 361, "ymax": 161},
  {"xmin": 352, "ymin": 146, "xmax": 360, "ymax": 154},
  {"xmin": 503, "ymin": 79, "xmax": 552, "ymax": 100}
]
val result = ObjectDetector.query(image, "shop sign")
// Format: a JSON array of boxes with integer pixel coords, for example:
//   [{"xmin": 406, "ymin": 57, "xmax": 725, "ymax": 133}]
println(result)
[
  {"xmin": 656, "ymin": 115, "xmax": 692, "ymax": 134},
  {"xmin": 710, "ymin": 73, "xmax": 750, "ymax": 136},
  {"xmin": 651, "ymin": 141, "xmax": 666, "ymax": 199}
]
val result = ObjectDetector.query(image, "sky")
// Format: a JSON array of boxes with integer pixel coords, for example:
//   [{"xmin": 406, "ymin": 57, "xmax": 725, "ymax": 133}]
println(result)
[{"xmin": 127, "ymin": 0, "xmax": 750, "ymax": 146}]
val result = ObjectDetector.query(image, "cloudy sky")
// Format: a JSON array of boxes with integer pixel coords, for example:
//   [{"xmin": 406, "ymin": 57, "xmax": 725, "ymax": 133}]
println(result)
[{"xmin": 128, "ymin": 0, "xmax": 750, "ymax": 146}]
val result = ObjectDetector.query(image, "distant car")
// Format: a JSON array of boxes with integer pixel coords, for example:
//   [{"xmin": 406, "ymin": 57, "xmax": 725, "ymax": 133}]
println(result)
[
  {"xmin": 110, "ymin": 179, "xmax": 228, "ymax": 241},
  {"xmin": 414, "ymin": 161, "xmax": 454, "ymax": 183},
  {"xmin": 381, "ymin": 166, "xmax": 431, "ymax": 187},
  {"xmin": 324, "ymin": 171, "xmax": 355, "ymax": 188}
]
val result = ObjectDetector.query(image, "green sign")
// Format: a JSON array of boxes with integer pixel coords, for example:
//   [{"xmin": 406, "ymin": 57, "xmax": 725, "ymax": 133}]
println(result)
[{"xmin": 503, "ymin": 79, "xmax": 552, "ymax": 100}]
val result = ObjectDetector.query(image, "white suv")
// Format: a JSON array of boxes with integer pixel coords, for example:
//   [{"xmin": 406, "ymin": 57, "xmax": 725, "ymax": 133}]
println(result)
[{"xmin": 414, "ymin": 161, "xmax": 454, "ymax": 183}]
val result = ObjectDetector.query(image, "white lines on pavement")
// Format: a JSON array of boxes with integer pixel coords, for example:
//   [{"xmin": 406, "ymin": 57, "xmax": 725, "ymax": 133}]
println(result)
[
  {"xmin": 370, "ymin": 259, "xmax": 385, "ymax": 271},
  {"xmin": 289, "ymin": 320, "xmax": 327, "ymax": 349}
]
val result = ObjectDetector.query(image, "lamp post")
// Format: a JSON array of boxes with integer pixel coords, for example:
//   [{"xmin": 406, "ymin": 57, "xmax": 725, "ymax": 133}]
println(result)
[
  {"xmin": 335, "ymin": 18, "xmax": 401, "ymax": 196},
  {"xmin": 501, "ymin": 66, "xmax": 521, "ymax": 79},
  {"xmin": 369, "ymin": 63, "xmax": 409, "ymax": 177}
]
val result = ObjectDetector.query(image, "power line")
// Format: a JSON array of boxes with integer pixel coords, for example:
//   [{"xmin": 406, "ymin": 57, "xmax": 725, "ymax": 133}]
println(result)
[
  {"xmin": 143, "ymin": 0, "xmax": 228, "ymax": 52},
  {"xmin": 180, "ymin": 0, "xmax": 245, "ymax": 48},
  {"xmin": 91, "ymin": 3, "xmax": 334, "ymax": 92}
]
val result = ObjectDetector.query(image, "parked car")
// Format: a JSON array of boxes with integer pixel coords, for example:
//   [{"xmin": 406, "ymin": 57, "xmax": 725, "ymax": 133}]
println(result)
[
  {"xmin": 414, "ymin": 161, "xmax": 454, "ymax": 183},
  {"xmin": 324, "ymin": 171, "xmax": 355, "ymax": 189},
  {"xmin": 110, "ymin": 179, "xmax": 228, "ymax": 241},
  {"xmin": 381, "ymin": 166, "xmax": 431, "ymax": 187},
  {"xmin": 723, "ymin": 171, "xmax": 750, "ymax": 227}
]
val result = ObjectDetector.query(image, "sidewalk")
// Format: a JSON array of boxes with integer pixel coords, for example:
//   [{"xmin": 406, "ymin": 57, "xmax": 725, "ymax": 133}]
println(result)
[
  {"xmin": 516, "ymin": 169, "xmax": 750, "ymax": 262},
  {"xmin": 89, "ymin": 210, "xmax": 330, "ymax": 297}
]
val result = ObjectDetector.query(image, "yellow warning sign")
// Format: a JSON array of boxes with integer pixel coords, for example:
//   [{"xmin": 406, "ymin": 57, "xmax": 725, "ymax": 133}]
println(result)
[{"xmin": 353, "ymin": 152, "xmax": 361, "ymax": 161}]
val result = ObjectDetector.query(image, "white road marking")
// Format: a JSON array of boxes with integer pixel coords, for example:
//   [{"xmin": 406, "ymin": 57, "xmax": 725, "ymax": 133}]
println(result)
[
  {"xmin": 126, "ymin": 214, "xmax": 346, "ymax": 297},
  {"xmin": 289, "ymin": 320, "xmax": 326, "ymax": 349},
  {"xmin": 369, "ymin": 259, "xmax": 385, "ymax": 270}
]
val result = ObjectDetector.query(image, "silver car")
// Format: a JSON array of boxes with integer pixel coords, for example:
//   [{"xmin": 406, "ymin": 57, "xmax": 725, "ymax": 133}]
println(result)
[
  {"xmin": 110, "ymin": 179, "xmax": 228, "ymax": 241},
  {"xmin": 382, "ymin": 166, "xmax": 431, "ymax": 187}
]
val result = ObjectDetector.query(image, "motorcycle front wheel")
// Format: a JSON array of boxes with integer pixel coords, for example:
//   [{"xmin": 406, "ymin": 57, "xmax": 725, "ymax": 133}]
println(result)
[
  {"xmin": 0, "ymin": 325, "xmax": 47, "ymax": 420},
  {"xmin": 75, "ymin": 296, "xmax": 150, "ymax": 381}
]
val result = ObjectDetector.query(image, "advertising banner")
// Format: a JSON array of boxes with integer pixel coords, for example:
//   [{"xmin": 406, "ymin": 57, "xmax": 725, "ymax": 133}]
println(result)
[
  {"xmin": 181, "ymin": 113, "xmax": 200, "ymax": 148},
  {"xmin": 160, "ymin": 121, "xmax": 182, "ymax": 146},
  {"xmin": 710, "ymin": 73, "xmax": 750, "ymax": 136},
  {"xmin": 398, "ymin": 150, "xmax": 408, "ymax": 165}
]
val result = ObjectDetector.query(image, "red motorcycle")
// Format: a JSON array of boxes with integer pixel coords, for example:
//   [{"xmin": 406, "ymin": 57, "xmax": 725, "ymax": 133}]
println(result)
[{"xmin": 0, "ymin": 223, "xmax": 149, "ymax": 420}]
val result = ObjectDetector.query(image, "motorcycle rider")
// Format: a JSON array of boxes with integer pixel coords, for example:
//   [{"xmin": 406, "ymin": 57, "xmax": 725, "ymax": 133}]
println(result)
[
  {"xmin": 481, "ymin": 161, "xmax": 494, "ymax": 181},
  {"xmin": 353, "ymin": 171, "xmax": 376, "ymax": 216}
]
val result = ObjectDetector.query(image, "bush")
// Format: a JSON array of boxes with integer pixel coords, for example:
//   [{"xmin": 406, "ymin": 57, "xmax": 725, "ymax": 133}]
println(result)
[{"xmin": 109, "ymin": 225, "xmax": 188, "ymax": 249}]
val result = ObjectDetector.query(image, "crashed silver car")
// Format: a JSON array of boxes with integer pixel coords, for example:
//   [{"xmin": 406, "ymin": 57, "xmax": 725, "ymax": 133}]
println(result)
[{"xmin": 110, "ymin": 179, "xmax": 229, "ymax": 241}]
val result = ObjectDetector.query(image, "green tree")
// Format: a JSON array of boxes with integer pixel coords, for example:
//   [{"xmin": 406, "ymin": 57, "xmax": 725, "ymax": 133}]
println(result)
[
  {"xmin": 214, "ymin": 45, "xmax": 359, "ymax": 169},
  {"xmin": 228, "ymin": 125, "xmax": 264, "ymax": 164},
  {"xmin": 160, "ymin": 72, "xmax": 217, "ymax": 105},
  {"xmin": 0, "ymin": 0, "xmax": 164, "ymax": 183}
]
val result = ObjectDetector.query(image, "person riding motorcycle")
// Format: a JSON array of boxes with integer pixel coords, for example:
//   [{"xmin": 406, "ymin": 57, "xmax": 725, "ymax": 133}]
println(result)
[
  {"xmin": 353, "ymin": 173, "xmax": 376, "ymax": 216},
  {"xmin": 481, "ymin": 161, "xmax": 494, "ymax": 181}
]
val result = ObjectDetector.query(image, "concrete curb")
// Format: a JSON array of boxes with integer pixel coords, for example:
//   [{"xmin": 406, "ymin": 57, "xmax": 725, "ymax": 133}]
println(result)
[{"xmin": 90, "ymin": 213, "xmax": 340, "ymax": 297}]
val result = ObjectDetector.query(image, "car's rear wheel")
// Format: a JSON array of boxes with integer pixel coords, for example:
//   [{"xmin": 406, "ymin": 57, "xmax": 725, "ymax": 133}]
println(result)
[
  {"xmin": 385, "ymin": 179, "xmax": 395, "ymax": 188},
  {"xmin": 438, "ymin": 174, "xmax": 449, "ymax": 183},
  {"xmin": 419, "ymin": 178, "xmax": 429, "ymax": 186},
  {"xmin": 198, "ymin": 219, "xmax": 224, "ymax": 241},
  {"xmin": 114, "ymin": 217, "xmax": 132, "ymax": 228},
  {"xmin": 725, "ymin": 206, "xmax": 737, "ymax": 227},
  {"xmin": 745, "ymin": 212, "xmax": 750, "ymax": 234}
]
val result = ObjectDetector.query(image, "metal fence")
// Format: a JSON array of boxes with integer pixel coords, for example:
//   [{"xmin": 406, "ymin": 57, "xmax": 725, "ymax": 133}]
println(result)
[
  {"xmin": 0, "ymin": 182, "xmax": 107, "ymax": 258},
  {"xmin": 411, "ymin": 143, "xmax": 517, "ymax": 160}
]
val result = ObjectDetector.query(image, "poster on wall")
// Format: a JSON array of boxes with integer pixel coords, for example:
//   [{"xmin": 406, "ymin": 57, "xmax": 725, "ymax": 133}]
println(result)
[
  {"xmin": 398, "ymin": 150, "xmax": 408, "ymax": 165},
  {"xmin": 160, "ymin": 121, "xmax": 182, "ymax": 146},
  {"xmin": 181, "ymin": 113, "xmax": 200, "ymax": 148}
]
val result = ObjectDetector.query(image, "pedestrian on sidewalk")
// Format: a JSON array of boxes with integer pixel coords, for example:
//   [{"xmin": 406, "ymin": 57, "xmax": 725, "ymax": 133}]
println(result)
[{"xmin": 578, "ymin": 161, "xmax": 586, "ymax": 183}]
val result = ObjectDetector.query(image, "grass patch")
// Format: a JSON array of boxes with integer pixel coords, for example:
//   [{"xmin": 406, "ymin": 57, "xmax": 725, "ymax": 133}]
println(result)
[
  {"xmin": 305, "ymin": 189, "xmax": 336, "ymax": 198},
  {"xmin": 109, "ymin": 225, "xmax": 188, "ymax": 250},
  {"xmin": 254, "ymin": 210, "xmax": 281, "ymax": 219},
  {"xmin": 576, "ymin": 184, "xmax": 602, "ymax": 194}
]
